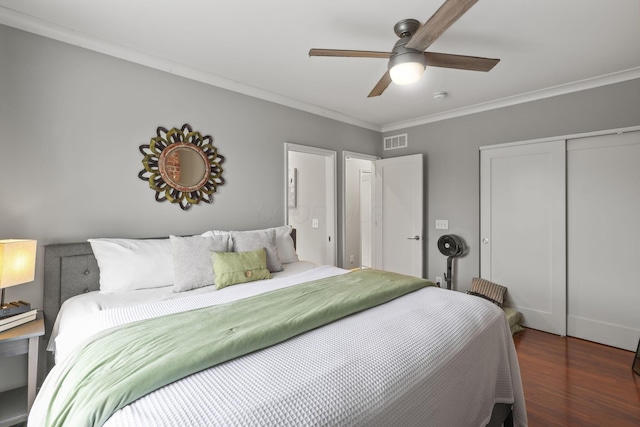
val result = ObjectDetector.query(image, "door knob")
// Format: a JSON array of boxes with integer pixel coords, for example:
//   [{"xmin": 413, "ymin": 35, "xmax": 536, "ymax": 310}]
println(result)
[
  {"xmin": 482, "ymin": 238, "xmax": 490, "ymax": 244},
  {"xmin": 407, "ymin": 235, "xmax": 420, "ymax": 240}
]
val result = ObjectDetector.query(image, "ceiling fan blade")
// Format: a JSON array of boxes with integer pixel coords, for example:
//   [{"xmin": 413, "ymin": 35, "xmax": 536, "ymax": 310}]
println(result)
[
  {"xmin": 368, "ymin": 71, "xmax": 392, "ymax": 98},
  {"xmin": 405, "ymin": 0, "xmax": 479, "ymax": 52},
  {"xmin": 309, "ymin": 49, "xmax": 392, "ymax": 59},
  {"xmin": 424, "ymin": 52, "xmax": 499, "ymax": 71}
]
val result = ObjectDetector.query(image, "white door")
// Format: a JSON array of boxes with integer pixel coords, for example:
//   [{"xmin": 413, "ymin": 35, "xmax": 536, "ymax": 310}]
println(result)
[
  {"xmin": 373, "ymin": 154, "xmax": 423, "ymax": 277},
  {"xmin": 360, "ymin": 170, "xmax": 373, "ymax": 269},
  {"xmin": 480, "ymin": 140, "xmax": 566, "ymax": 336},
  {"xmin": 567, "ymin": 131, "xmax": 640, "ymax": 351},
  {"xmin": 285, "ymin": 143, "xmax": 337, "ymax": 266},
  {"xmin": 342, "ymin": 152, "xmax": 376, "ymax": 269}
]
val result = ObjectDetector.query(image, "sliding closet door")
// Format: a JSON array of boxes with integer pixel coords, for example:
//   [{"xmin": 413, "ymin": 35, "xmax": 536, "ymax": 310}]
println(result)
[
  {"xmin": 567, "ymin": 131, "xmax": 640, "ymax": 351},
  {"xmin": 480, "ymin": 140, "xmax": 566, "ymax": 336}
]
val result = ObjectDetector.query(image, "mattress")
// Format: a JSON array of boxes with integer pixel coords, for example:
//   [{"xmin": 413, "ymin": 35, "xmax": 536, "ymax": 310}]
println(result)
[{"xmin": 32, "ymin": 263, "xmax": 526, "ymax": 426}]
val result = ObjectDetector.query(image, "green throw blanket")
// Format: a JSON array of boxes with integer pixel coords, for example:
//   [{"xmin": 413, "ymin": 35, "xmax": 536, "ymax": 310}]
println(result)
[{"xmin": 42, "ymin": 269, "xmax": 434, "ymax": 426}]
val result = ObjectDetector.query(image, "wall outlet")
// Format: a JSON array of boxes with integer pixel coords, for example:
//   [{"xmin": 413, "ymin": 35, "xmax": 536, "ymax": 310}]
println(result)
[
  {"xmin": 312, "ymin": 218, "xmax": 319, "ymax": 229},
  {"xmin": 435, "ymin": 276, "xmax": 443, "ymax": 287},
  {"xmin": 349, "ymin": 254, "xmax": 355, "ymax": 264}
]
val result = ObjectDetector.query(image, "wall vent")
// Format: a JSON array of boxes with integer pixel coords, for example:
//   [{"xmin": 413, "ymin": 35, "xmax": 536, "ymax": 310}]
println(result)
[{"xmin": 383, "ymin": 134, "xmax": 408, "ymax": 150}]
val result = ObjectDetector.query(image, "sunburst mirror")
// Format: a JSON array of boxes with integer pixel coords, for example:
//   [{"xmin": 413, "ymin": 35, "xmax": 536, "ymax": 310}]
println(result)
[{"xmin": 138, "ymin": 124, "xmax": 225, "ymax": 210}]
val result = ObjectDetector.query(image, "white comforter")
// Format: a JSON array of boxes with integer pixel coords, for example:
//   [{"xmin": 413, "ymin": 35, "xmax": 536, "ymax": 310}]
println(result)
[{"xmin": 32, "ymin": 264, "xmax": 526, "ymax": 427}]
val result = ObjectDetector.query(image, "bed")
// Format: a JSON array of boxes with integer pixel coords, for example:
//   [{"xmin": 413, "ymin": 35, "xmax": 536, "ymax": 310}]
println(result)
[{"xmin": 32, "ymin": 227, "xmax": 526, "ymax": 426}]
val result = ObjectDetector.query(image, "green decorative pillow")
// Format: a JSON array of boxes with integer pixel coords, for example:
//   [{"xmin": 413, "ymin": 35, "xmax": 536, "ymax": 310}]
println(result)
[{"xmin": 212, "ymin": 248, "xmax": 272, "ymax": 290}]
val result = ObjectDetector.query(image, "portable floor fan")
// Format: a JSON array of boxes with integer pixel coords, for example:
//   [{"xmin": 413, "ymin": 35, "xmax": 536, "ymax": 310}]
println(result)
[{"xmin": 437, "ymin": 234, "xmax": 465, "ymax": 290}]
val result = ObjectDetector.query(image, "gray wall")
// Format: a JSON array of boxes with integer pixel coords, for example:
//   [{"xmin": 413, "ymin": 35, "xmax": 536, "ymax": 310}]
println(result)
[
  {"xmin": 2, "ymin": 20, "xmax": 639, "ymax": 343},
  {"xmin": 381, "ymin": 78, "xmax": 640, "ymax": 290},
  {"xmin": 0, "ymin": 24, "xmax": 379, "ymax": 310}
]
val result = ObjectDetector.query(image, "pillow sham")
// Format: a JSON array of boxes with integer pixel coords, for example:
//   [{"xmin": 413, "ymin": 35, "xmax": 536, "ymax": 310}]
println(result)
[
  {"xmin": 230, "ymin": 229, "xmax": 283, "ymax": 272},
  {"xmin": 170, "ymin": 234, "xmax": 230, "ymax": 292},
  {"xmin": 88, "ymin": 238, "xmax": 174, "ymax": 293},
  {"xmin": 201, "ymin": 230, "xmax": 231, "ymax": 238},
  {"xmin": 467, "ymin": 277, "xmax": 507, "ymax": 307},
  {"xmin": 212, "ymin": 248, "xmax": 271, "ymax": 290},
  {"xmin": 202, "ymin": 226, "xmax": 298, "ymax": 263},
  {"xmin": 271, "ymin": 225, "xmax": 299, "ymax": 264}
]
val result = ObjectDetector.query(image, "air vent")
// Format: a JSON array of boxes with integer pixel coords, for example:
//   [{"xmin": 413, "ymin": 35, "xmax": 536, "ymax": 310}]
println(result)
[{"xmin": 383, "ymin": 134, "xmax": 408, "ymax": 150}]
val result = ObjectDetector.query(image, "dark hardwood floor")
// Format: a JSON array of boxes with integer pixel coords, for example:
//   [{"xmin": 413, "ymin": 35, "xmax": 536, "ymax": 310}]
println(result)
[{"xmin": 513, "ymin": 328, "xmax": 640, "ymax": 426}]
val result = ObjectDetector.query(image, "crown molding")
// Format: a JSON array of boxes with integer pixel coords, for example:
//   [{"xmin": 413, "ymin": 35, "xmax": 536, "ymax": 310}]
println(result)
[
  {"xmin": 382, "ymin": 67, "xmax": 640, "ymax": 133},
  {"xmin": 0, "ymin": 7, "xmax": 382, "ymax": 132},
  {"xmin": 2, "ymin": 7, "xmax": 638, "ymax": 135}
]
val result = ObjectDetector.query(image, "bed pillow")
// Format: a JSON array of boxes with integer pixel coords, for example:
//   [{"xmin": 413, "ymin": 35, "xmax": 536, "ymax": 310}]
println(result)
[
  {"xmin": 212, "ymin": 248, "xmax": 271, "ymax": 290},
  {"xmin": 230, "ymin": 229, "xmax": 283, "ymax": 272},
  {"xmin": 467, "ymin": 277, "xmax": 507, "ymax": 307},
  {"xmin": 271, "ymin": 225, "xmax": 299, "ymax": 264},
  {"xmin": 88, "ymin": 238, "xmax": 174, "ymax": 293},
  {"xmin": 201, "ymin": 230, "xmax": 231, "ymax": 238},
  {"xmin": 202, "ymin": 227, "xmax": 298, "ymax": 263},
  {"xmin": 170, "ymin": 234, "xmax": 230, "ymax": 292}
]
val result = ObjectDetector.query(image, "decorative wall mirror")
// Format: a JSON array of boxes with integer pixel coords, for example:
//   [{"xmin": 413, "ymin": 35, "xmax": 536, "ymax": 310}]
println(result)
[{"xmin": 139, "ymin": 124, "xmax": 225, "ymax": 210}]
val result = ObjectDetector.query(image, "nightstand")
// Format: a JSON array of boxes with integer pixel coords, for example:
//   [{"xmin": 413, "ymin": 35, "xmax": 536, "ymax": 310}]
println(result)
[{"xmin": 0, "ymin": 314, "xmax": 44, "ymax": 427}]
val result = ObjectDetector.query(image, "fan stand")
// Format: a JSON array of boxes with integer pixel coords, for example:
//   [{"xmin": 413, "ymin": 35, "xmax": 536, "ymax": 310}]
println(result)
[{"xmin": 444, "ymin": 256, "xmax": 454, "ymax": 290}]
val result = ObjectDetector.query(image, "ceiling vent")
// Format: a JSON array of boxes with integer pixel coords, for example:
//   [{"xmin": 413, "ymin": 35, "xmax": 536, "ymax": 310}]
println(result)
[{"xmin": 383, "ymin": 134, "xmax": 408, "ymax": 150}]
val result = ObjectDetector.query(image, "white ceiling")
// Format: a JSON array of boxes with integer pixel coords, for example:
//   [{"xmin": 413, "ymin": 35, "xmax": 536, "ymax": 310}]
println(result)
[{"xmin": 1, "ymin": 0, "xmax": 639, "ymax": 132}]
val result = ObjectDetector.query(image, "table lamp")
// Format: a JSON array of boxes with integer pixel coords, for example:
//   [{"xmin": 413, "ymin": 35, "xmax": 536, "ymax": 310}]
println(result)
[{"xmin": 0, "ymin": 239, "xmax": 37, "ymax": 318}]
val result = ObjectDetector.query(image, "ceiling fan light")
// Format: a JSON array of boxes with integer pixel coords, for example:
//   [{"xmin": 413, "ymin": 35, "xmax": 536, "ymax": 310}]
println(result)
[{"xmin": 388, "ymin": 53, "xmax": 426, "ymax": 85}]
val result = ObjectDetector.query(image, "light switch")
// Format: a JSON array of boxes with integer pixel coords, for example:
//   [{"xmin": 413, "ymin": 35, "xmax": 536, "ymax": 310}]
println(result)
[
  {"xmin": 435, "ymin": 219, "xmax": 449, "ymax": 230},
  {"xmin": 312, "ymin": 218, "xmax": 319, "ymax": 229}
]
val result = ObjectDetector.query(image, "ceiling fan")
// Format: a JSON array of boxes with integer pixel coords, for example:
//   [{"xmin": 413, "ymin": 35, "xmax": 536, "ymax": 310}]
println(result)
[{"xmin": 309, "ymin": 0, "xmax": 500, "ymax": 97}]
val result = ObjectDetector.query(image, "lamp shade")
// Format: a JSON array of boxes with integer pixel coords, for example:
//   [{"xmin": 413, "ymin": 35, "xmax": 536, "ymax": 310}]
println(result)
[
  {"xmin": 0, "ymin": 239, "xmax": 37, "ymax": 289},
  {"xmin": 388, "ymin": 51, "xmax": 426, "ymax": 85}
]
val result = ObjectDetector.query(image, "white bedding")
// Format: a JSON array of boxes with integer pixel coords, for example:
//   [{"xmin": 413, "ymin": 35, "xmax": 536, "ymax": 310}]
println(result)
[
  {"xmin": 34, "ymin": 264, "xmax": 526, "ymax": 427},
  {"xmin": 48, "ymin": 261, "xmax": 321, "ymax": 363}
]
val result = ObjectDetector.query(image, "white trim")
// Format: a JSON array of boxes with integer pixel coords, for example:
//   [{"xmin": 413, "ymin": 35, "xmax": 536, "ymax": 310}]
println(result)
[
  {"xmin": 382, "ymin": 68, "xmax": 640, "ymax": 132},
  {"xmin": 284, "ymin": 143, "xmax": 338, "ymax": 266},
  {"xmin": 2, "ymin": 6, "xmax": 639, "ymax": 133},
  {"xmin": 341, "ymin": 151, "xmax": 379, "ymax": 268},
  {"xmin": 479, "ymin": 125, "xmax": 640, "ymax": 151},
  {"xmin": 0, "ymin": 7, "xmax": 380, "ymax": 133},
  {"xmin": 285, "ymin": 143, "xmax": 337, "ymax": 158}
]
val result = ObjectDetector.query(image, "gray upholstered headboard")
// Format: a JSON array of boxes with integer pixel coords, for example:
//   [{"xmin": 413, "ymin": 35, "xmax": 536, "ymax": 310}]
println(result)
[
  {"xmin": 42, "ymin": 228, "xmax": 296, "ymax": 341},
  {"xmin": 43, "ymin": 242, "xmax": 100, "ymax": 340}
]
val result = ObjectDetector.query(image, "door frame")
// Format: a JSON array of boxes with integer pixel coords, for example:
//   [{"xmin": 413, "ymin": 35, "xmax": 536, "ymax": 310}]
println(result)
[
  {"xmin": 284, "ymin": 143, "xmax": 337, "ymax": 266},
  {"xmin": 342, "ymin": 151, "xmax": 378, "ymax": 269}
]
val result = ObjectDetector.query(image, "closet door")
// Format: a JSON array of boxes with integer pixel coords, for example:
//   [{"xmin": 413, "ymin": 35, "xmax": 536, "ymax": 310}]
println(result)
[
  {"xmin": 567, "ymin": 131, "xmax": 640, "ymax": 351},
  {"xmin": 480, "ymin": 140, "xmax": 566, "ymax": 335}
]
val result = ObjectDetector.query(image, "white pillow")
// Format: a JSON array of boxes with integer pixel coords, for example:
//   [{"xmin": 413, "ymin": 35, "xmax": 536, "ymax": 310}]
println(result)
[
  {"xmin": 170, "ymin": 234, "xmax": 230, "ymax": 292},
  {"xmin": 201, "ymin": 230, "xmax": 231, "ymax": 237},
  {"xmin": 203, "ymin": 226, "xmax": 298, "ymax": 263},
  {"xmin": 88, "ymin": 238, "xmax": 174, "ymax": 293},
  {"xmin": 230, "ymin": 229, "xmax": 283, "ymax": 273},
  {"xmin": 271, "ymin": 225, "xmax": 299, "ymax": 264}
]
